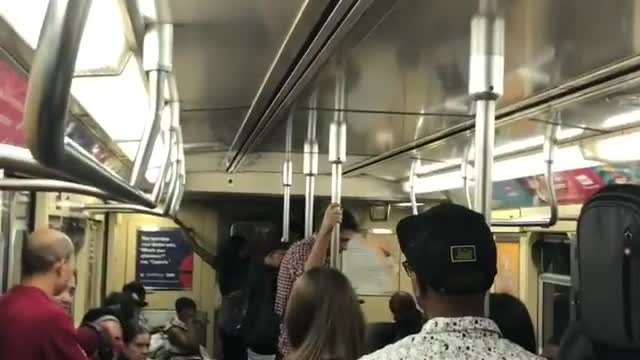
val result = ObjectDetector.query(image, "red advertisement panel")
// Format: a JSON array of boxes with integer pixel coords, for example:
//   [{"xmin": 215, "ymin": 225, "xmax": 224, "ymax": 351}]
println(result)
[
  {"xmin": 0, "ymin": 62, "xmax": 27, "ymax": 147},
  {"xmin": 554, "ymin": 168, "xmax": 605, "ymax": 205}
]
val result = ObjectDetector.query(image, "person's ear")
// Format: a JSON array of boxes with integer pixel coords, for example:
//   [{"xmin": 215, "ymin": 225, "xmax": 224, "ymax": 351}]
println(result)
[{"xmin": 52, "ymin": 259, "xmax": 65, "ymax": 277}]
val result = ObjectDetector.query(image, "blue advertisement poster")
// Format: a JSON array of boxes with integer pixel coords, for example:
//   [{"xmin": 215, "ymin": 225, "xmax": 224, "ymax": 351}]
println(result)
[{"xmin": 135, "ymin": 228, "xmax": 194, "ymax": 290}]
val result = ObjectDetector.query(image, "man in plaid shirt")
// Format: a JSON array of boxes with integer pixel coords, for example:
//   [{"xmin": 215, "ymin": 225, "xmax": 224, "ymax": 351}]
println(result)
[{"xmin": 274, "ymin": 203, "xmax": 360, "ymax": 358}]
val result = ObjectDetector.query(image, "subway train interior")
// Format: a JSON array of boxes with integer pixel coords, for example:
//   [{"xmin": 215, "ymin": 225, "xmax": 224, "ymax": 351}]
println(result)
[{"xmin": 1, "ymin": 0, "xmax": 640, "ymax": 358}]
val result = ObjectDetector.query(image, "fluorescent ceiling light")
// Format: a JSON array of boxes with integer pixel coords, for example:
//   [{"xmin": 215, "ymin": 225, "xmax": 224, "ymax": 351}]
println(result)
[
  {"xmin": 394, "ymin": 202, "xmax": 425, "ymax": 207},
  {"xmin": 416, "ymin": 159, "xmax": 460, "ymax": 175},
  {"xmin": 0, "ymin": 0, "xmax": 128, "ymax": 74},
  {"xmin": 413, "ymin": 171, "xmax": 464, "ymax": 194},
  {"xmin": 0, "ymin": 1, "xmax": 48, "ymax": 49},
  {"xmin": 492, "ymin": 145, "xmax": 599, "ymax": 182},
  {"xmin": 415, "ymin": 127, "xmax": 584, "ymax": 176},
  {"xmin": 369, "ymin": 228, "xmax": 394, "ymax": 235},
  {"xmin": 582, "ymin": 131, "xmax": 640, "ymax": 162},
  {"xmin": 412, "ymin": 144, "xmax": 601, "ymax": 194},
  {"xmin": 602, "ymin": 109, "xmax": 640, "ymax": 129},
  {"xmin": 492, "ymin": 127, "xmax": 584, "ymax": 157},
  {"xmin": 71, "ymin": 57, "xmax": 149, "ymax": 143},
  {"xmin": 75, "ymin": 0, "xmax": 128, "ymax": 74}
]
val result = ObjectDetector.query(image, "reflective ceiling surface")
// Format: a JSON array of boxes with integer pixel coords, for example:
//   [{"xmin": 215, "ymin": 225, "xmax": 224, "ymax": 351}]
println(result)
[
  {"xmin": 172, "ymin": 0, "xmax": 307, "ymax": 159},
  {"xmin": 351, "ymin": 118, "xmax": 604, "ymax": 182},
  {"xmin": 237, "ymin": 0, "xmax": 640, "ymax": 175}
]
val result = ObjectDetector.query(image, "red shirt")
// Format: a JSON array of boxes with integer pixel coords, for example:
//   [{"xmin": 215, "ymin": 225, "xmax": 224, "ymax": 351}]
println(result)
[
  {"xmin": 274, "ymin": 236, "xmax": 316, "ymax": 356},
  {"xmin": 0, "ymin": 285, "xmax": 87, "ymax": 360}
]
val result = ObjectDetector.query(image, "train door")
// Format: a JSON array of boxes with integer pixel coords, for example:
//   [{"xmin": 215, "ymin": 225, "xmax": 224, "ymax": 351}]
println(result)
[{"xmin": 533, "ymin": 233, "xmax": 573, "ymax": 355}]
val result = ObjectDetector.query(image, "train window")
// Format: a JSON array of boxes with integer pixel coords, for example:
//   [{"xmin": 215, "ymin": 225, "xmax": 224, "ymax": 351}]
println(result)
[
  {"xmin": 534, "ymin": 233, "xmax": 573, "ymax": 355},
  {"xmin": 534, "ymin": 233, "xmax": 571, "ymax": 276},
  {"xmin": 539, "ymin": 275, "xmax": 571, "ymax": 355}
]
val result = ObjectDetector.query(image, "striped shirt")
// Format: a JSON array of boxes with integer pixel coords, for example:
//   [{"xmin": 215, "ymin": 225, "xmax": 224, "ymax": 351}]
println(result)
[{"xmin": 274, "ymin": 236, "xmax": 316, "ymax": 356}]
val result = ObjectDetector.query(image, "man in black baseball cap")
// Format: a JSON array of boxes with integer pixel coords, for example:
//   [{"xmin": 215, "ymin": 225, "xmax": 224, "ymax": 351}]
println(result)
[
  {"xmin": 122, "ymin": 281, "xmax": 149, "ymax": 307},
  {"xmin": 362, "ymin": 204, "xmax": 542, "ymax": 360}
]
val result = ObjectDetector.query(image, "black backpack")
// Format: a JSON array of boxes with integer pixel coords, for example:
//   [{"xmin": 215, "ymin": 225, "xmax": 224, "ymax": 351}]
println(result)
[{"xmin": 575, "ymin": 184, "xmax": 640, "ymax": 356}]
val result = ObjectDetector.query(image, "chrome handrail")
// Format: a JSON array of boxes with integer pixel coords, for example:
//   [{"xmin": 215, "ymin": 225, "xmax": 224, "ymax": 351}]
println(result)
[
  {"xmin": 22, "ymin": 0, "xmax": 156, "ymax": 208},
  {"xmin": 0, "ymin": 179, "xmax": 110, "ymax": 199}
]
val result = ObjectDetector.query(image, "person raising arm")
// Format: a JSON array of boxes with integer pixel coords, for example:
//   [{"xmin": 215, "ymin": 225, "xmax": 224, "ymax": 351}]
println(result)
[
  {"xmin": 304, "ymin": 203, "xmax": 343, "ymax": 271},
  {"xmin": 274, "ymin": 203, "xmax": 360, "ymax": 358}
]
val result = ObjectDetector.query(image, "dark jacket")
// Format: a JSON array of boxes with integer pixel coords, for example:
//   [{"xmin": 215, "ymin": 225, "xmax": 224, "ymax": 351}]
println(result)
[{"xmin": 244, "ymin": 261, "xmax": 280, "ymax": 355}]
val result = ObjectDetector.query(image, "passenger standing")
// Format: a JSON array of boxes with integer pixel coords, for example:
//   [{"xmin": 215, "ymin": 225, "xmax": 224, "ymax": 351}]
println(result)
[
  {"xmin": 388, "ymin": 291, "xmax": 423, "ymax": 341},
  {"xmin": 361, "ymin": 204, "xmax": 543, "ymax": 360},
  {"xmin": 0, "ymin": 228, "xmax": 87, "ymax": 360},
  {"xmin": 54, "ymin": 270, "xmax": 77, "ymax": 317},
  {"xmin": 217, "ymin": 235, "xmax": 250, "ymax": 360},
  {"xmin": 245, "ymin": 243, "xmax": 288, "ymax": 360},
  {"xmin": 275, "ymin": 203, "xmax": 360, "ymax": 358},
  {"xmin": 285, "ymin": 267, "xmax": 365, "ymax": 360},
  {"xmin": 489, "ymin": 293, "xmax": 537, "ymax": 354}
]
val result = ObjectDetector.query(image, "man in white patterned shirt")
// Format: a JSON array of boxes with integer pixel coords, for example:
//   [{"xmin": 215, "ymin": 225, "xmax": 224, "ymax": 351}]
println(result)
[{"xmin": 361, "ymin": 204, "xmax": 543, "ymax": 360}]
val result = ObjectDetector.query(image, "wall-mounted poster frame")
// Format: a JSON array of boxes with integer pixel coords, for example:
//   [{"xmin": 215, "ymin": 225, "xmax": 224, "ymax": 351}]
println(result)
[{"xmin": 135, "ymin": 227, "xmax": 194, "ymax": 291}]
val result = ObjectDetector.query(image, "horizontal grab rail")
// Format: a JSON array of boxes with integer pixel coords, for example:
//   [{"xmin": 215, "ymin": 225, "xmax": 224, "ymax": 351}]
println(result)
[
  {"xmin": 0, "ymin": 144, "xmax": 76, "ymax": 183},
  {"xmin": 0, "ymin": 179, "xmax": 110, "ymax": 199}
]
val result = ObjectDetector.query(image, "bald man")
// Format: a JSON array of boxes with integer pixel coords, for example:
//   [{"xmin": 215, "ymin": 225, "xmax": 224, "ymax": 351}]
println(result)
[{"xmin": 0, "ymin": 228, "xmax": 87, "ymax": 360}]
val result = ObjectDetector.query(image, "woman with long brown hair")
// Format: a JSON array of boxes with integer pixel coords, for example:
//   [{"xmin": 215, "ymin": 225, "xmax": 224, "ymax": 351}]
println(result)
[{"xmin": 285, "ymin": 267, "xmax": 365, "ymax": 360}]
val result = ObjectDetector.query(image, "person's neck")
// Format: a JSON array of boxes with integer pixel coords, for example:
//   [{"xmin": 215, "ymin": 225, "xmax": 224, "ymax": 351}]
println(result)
[
  {"xmin": 420, "ymin": 297, "xmax": 484, "ymax": 319},
  {"xmin": 21, "ymin": 275, "xmax": 56, "ymax": 297}
]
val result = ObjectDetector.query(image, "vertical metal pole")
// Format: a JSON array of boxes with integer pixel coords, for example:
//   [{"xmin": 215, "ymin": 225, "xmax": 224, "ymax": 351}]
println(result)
[
  {"xmin": 461, "ymin": 141, "xmax": 474, "ymax": 209},
  {"xmin": 473, "ymin": 100, "xmax": 496, "ymax": 217},
  {"xmin": 329, "ymin": 64, "xmax": 347, "ymax": 269},
  {"xmin": 409, "ymin": 158, "xmax": 419, "ymax": 215},
  {"xmin": 303, "ymin": 92, "xmax": 319, "ymax": 238},
  {"xmin": 469, "ymin": 0, "xmax": 504, "ymax": 316},
  {"xmin": 282, "ymin": 111, "xmax": 294, "ymax": 242}
]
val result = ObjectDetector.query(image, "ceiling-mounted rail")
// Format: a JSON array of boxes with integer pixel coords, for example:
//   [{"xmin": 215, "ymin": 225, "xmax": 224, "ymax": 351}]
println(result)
[
  {"xmin": 22, "ymin": 0, "xmax": 156, "ymax": 208},
  {"xmin": 225, "ymin": 0, "xmax": 337, "ymax": 172},
  {"xmin": 226, "ymin": 0, "xmax": 397, "ymax": 172}
]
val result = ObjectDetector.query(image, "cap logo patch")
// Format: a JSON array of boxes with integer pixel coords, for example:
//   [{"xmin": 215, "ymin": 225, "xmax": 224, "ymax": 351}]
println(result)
[{"xmin": 450, "ymin": 245, "xmax": 477, "ymax": 263}]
